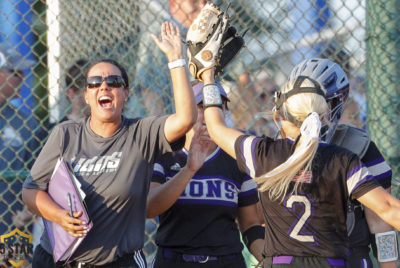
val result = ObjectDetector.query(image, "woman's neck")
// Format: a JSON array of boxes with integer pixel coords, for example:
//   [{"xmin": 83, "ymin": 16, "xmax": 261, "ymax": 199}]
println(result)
[
  {"xmin": 89, "ymin": 117, "xmax": 122, "ymax": 138},
  {"xmin": 281, "ymin": 120, "xmax": 301, "ymax": 140}
]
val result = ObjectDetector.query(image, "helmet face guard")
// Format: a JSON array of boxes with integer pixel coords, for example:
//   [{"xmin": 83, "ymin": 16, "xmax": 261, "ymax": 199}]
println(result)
[{"xmin": 326, "ymin": 85, "xmax": 349, "ymax": 122}]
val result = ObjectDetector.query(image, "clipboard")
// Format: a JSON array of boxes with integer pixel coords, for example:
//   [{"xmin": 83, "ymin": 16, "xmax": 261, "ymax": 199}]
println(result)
[{"xmin": 43, "ymin": 158, "xmax": 92, "ymax": 263}]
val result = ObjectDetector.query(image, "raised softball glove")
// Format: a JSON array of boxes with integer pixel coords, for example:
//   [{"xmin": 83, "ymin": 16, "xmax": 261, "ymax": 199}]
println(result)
[
  {"xmin": 186, "ymin": 1, "xmax": 229, "ymax": 80},
  {"xmin": 215, "ymin": 25, "xmax": 246, "ymax": 77}
]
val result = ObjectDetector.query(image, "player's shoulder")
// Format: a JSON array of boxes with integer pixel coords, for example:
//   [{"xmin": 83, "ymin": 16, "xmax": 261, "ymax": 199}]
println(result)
[
  {"xmin": 315, "ymin": 141, "xmax": 361, "ymax": 173},
  {"xmin": 330, "ymin": 123, "xmax": 371, "ymax": 158},
  {"xmin": 55, "ymin": 117, "xmax": 85, "ymax": 131},
  {"xmin": 124, "ymin": 115, "xmax": 166, "ymax": 129},
  {"xmin": 217, "ymin": 146, "xmax": 243, "ymax": 167},
  {"xmin": 333, "ymin": 124, "xmax": 370, "ymax": 140},
  {"xmin": 156, "ymin": 148, "xmax": 186, "ymax": 167}
]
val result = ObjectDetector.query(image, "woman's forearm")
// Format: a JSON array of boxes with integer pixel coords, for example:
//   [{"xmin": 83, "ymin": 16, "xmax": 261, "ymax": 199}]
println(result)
[
  {"xmin": 22, "ymin": 188, "xmax": 64, "ymax": 224},
  {"xmin": 147, "ymin": 166, "xmax": 196, "ymax": 218}
]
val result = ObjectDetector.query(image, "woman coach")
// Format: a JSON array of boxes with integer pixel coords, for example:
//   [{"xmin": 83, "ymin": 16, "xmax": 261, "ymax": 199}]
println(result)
[{"xmin": 22, "ymin": 21, "xmax": 197, "ymax": 268}]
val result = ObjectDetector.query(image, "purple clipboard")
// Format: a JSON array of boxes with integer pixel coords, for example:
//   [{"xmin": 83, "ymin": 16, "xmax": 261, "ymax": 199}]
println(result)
[{"xmin": 43, "ymin": 158, "xmax": 92, "ymax": 263}]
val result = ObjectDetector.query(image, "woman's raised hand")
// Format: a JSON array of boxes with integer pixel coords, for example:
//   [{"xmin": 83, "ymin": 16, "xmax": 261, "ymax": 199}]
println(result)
[{"xmin": 152, "ymin": 21, "xmax": 184, "ymax": 62}]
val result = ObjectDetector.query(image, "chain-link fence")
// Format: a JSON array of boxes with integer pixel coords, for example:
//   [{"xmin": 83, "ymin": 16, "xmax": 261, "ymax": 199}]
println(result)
[{"xmin": 0, "ymin": 0, "xmax": 399, "ymax": 267}]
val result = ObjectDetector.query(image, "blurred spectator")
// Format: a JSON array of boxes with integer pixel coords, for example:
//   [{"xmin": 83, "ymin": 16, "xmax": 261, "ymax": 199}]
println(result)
[
  {"xmin": 48, "ymin": 59, "xmax": 90, "ymax": 129},
  {"xmin": 130, "ymin": 0, "xmax": 258, "ymax": 121},
  {"xmin": 62, "ymin": 59, "xmax": 91, "ymax": 120},
  {"xmin": 129, "ymin": 0, "xmax": 206, "ymax": 117},
  {"xmin": 211, "ymin": 0, "xmax": 271, "ymax": 132},
  {"xmin": 0, "ymin": 42, "xmax": 44, "ymax": 265},
  {"xmin": 249, "ymin": 75, "xmax": 279, "ymax": 136}
]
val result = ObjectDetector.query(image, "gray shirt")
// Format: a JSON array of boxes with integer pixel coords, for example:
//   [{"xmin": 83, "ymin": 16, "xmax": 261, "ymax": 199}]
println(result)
[{"xmin": 23, "ymin": 115, "xmax": 184, "ymax": 265}]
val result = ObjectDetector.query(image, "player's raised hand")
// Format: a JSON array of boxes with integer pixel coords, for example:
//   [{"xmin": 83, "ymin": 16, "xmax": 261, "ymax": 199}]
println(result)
[
  {"xmin": 152, "ymin": 21, "xmax": 183, "ymax": 62},
  {"xmin": 187, "ymin": 120, "xmax": 213, "ymax": 172}
]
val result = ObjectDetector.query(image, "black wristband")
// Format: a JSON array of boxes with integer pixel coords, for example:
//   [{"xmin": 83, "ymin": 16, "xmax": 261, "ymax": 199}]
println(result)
[
  {"xmin": 202, "ymin": 84, "xmax": 223, "ymax": 109},
  {"xmin": 370, "ymin": 234, "xmax": 378, "ymax": 259},
  {"xmin": 242, "ymin": 225, "xmax": 265, "ymax": 250}
]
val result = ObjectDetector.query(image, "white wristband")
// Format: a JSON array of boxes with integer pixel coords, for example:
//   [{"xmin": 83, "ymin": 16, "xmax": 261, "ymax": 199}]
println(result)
[{"xmin": 168, "ymin": 59, "xmax": 186, "ymax": 69}]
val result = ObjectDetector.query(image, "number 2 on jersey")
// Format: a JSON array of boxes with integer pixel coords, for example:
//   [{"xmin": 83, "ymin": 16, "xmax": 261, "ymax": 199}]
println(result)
[{"xmin": 285, "ymin": 194, "xmax": 315, "ymax": 243}]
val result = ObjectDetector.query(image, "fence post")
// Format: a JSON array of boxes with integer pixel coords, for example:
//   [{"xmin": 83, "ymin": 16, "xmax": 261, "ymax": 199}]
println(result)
[
  {"xmin": 366, "ymin": 0, "xmax": 400, "ymax": 196},
  {"xmin": 47, "ymin": 0, "xmax": 62, "ymax": 123}
]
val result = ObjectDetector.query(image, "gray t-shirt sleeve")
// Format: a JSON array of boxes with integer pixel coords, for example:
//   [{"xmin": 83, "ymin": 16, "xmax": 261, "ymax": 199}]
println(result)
[
  {"xmin": 23, "ymin": 125, "xmax": 64, "ymax": 190},
  {"xmin": 137, "ymin": 115, "xmax": 185, "ymax": 164}
]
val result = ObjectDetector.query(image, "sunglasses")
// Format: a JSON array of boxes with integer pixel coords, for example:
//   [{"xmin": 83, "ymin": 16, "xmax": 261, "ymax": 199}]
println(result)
[{"xmin": 86, "ymin": 75, "xmax": 125, "ymax": 89}]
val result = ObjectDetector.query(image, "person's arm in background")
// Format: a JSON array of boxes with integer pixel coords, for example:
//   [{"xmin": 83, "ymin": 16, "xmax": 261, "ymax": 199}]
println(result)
[
  {"xmin": 364, "ymin": 187, "xmax": 398, "ymax": 268},
  {"xmin": 237, "ymin": 204, "xmax": 265, "ymax": 262},
  {"xmin": 147, "ymin": 121, "xmax": 213, "ymax": 217},
  {"xmin": 152, "ymin": 21, "xmax": 197, "ymax": 142}
]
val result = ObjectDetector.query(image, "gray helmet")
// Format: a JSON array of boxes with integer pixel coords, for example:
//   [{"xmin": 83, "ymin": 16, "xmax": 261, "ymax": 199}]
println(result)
[
  {"xmin": 289, "ymin": 58, "xmax": 350, "ymax": 123},
  {"xmin": 289, "ymin": 58, "xmax": 349, "ymax": 97}
]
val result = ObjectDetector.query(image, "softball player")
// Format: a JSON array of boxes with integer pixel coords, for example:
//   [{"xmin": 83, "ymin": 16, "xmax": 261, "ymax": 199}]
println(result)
[
  {"xmin": 199, "ymin": 67, "xmax": 400, "ymax": 268},
  {"xmin": 147, "ymin": 82, "xmax": 264, "ymax": 268},
  {"xmin": 289, "ymin": 58, "xmax": 397, "ymax": 268}
]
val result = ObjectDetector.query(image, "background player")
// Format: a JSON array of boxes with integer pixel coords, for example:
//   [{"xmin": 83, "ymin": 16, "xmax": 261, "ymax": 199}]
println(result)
[{"xmin": 147, "ymin": 81, "xmax": 264, "ymax": 267}]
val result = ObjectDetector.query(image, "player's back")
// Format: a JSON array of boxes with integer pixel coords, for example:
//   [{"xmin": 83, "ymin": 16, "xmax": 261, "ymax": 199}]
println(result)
[
  {"xmin": 260, "ymin": 143, "xmax": 353, "ymax": 258},
  {"xmin": 234, "ymin": 135, "xmax": 378, "ymax": 259}
]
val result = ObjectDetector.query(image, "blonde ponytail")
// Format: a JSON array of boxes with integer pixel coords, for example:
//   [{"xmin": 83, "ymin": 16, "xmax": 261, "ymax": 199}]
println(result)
[{"xmin": 255, "ymin": 78, "xmax": 328, "ymax": 202}]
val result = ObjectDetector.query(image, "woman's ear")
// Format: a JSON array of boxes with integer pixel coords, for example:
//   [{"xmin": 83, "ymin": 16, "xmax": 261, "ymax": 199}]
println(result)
[
  {"xmin": 83, "ymin": 90, "xmax": 89, "ymax": 104},
  {"xmin": 274, "ymin": 110, "xmax": 284, "ymax": 121},
  {"xmin": 66, "ymin": 88, "xmax": 76, "ymax": 103},
  {"xmin": 124, "ymin": 89, "xmax": 129, "ymax": 102}
]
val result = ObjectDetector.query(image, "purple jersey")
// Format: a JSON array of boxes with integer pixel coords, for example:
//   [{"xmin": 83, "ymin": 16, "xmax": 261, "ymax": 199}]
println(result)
[{"xmin": 152, "ymin": 147, "xmax": 259, "ymax": 256}]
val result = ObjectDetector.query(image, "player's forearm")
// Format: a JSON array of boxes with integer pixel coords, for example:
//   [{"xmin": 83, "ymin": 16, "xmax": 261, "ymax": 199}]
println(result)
[
  {"xmin": 201, "ymin": 68, "xmax": 242, "ymax": 159},
  {"xmin": 364, "ymin": 190, "xmax": 398, "ymax": 268},
  {"xmin": 22, "ymin": 188, "xmax": 64, "ymax": 224},
  {"xmin": 378, "ymin": 261, "xmax": 397, "ymax": 268},
  {"xmin": 358, "ymin": 187, "xmax": 400, "ymax": 230},
  {"xmin": 378, "ymin": 198, "xmax": 400, "ymax": 230},
  {"xmin": 146, "ymin": 166, "xmax": 196, "ymax": 218},
  {"xmin": 365, "ymin": 206, "xmax": 394, "ymax": 234},
  {"xmin": 365, "ymin": 187, "xmax": 395, "ymax": 234},
  {"xmin": 167, "ymin": 64, "xmax": 197, "ymax": 140},
  {"xmin": 204, "ymin": 109, "xmax": 240, "ymax": 159}
]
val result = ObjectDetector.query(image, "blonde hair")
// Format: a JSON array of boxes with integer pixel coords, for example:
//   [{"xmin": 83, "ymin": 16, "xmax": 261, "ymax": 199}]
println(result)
[{"xmin": 255, "ymin": 77, "xmax": 329, "ymax": 202}]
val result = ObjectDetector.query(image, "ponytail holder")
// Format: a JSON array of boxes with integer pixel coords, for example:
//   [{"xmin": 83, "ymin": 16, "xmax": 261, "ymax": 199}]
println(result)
[{"xmin": 300, "ymin": 112, "xmax": 321, "ymax": 140}]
